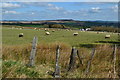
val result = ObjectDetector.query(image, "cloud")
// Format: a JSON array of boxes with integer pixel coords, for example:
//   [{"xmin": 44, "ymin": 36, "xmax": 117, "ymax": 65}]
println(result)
[
  {"xmin": 48, "ymin": 6, "xmax": 63, "ymax": 11},
  {"xmin": 90, "ymin": 7, "xmax": 101, "ymax": 13},
  {"xmin": 2, "ymin": 2, "xmax": 21, "ymax": 8},
  {"xmin": 23, "ymin": 2, "xmax": 63, "ymax": 11},
  {"xmin": 47, "ymin": 3, "xmax": 54, "ymax": 7},
  {"xmin": 91, "ymin": 7, "xmax": 100, "ymax": 10},
  {"xmin": 1, "ymin": 0, "xmax": 67, "ymax": 2},
  {"xmin": 112, "ymin": 5, "xmax": 118, "ymax": 9},
  {"xmin": 3, "ymin": 10, "xmax": 19, "ymax": 14},
  {"xmin": 23, "ymin": 2, "xmax": 54, "ymax": 7},
  {"xmin": 111, "ymin": 5, "xmax": 118, "ymax": 12},
  {"xmin": 31, "ymin": 12, "xmax": 34, "ymax": 14},
  {"xmin": 1, "ymin": 0, "xmax": 119, "ymax": 2},
  {"xmin": 22, "ymin": 2, "xmax": 64, "ymax": 12},
  {"xmin": 63, "ymin": 10, "xmax": 79, "ymax": 14},
  {"xmin": 1, "ymin": 2, "xmax": 118, "ymax": 21}
]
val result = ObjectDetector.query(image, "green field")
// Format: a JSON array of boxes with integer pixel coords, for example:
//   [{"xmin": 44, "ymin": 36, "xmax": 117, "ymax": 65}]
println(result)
[
  {"xmin": 2, "ymin": 25, "xmax": 120, "ymax": 78},
  {"xmin": 2, "ymin": 26, "xmax": 118, "ymax": 46}
]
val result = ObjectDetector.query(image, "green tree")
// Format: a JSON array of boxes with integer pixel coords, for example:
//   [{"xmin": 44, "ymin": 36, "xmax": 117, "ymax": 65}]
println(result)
[{"xmin": 49, "ymin": 24, "xmax": 66, "ymax": 28}]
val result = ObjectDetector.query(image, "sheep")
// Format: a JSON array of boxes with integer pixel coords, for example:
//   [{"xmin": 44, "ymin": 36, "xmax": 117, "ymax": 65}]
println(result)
[
  {"xmin": 20, "ymin": 28, "xmax": 22, "ymax": 30},
  {"xmin": 45, "ymin": 29, "xmax": 47, "ymax": 31},
  {"xmin": 105, "ymin": 35, "xmax": 110, "ymax": 39},
  {"xmin": 34, "ymin": 28, "xmax": 37, "ymax": 30},
  {"xmin": 45, "ymin": 28, "xmax": 49, "ymax": 31},
  {"xmin": 19, "ymin": 33, "xmax": 24, "ymax": 37},
  {"xmin": 45, "ymin": 32, "xmax": 50, "ymax": 35},
  {"xmin": 52, "ymin": 30, "xmax": 55, "ymax": 32},
  {"xmin": 73, "ymin": 32, "xmax": 78, "ymax": 36}
]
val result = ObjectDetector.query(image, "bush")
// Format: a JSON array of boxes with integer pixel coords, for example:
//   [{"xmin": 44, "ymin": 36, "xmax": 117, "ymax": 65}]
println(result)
[
  {"xmin": 49, "ymin": 24, "xmax": 66, "ymax": 28},
  {"xmin": 91, "ymin": 26, "xmax": 119, "ymax": 33}
]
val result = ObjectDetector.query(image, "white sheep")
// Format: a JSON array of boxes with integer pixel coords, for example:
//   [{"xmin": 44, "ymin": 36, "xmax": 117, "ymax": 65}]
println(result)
[
  {"xmin": 20, "ymin": 28, "xmax": 22, "ymax": 30},
  {"xmin": 52, "ymin": 30, "xmax": 55, "ymax": 32},
  {"xmin": 45, "ymin": 32, "xmax": 50, "ymax": 35},
  {"xmin": 45, "ymin": 28, "xmax": 49, "ymax": 31},
  {"xmin": 105, "ymin": 35, "xmax": 110, "ymax": 39},
  {"xmin": 19, "ymin": 33, "xmax": 24, "ymax": 37},
  {"xmin": 34, "ymin": 28, "xmax": 37, "ymax": 30},
  {"xmin": 73, "ymin": 32, "xmax": 78, "ymax": 36}
]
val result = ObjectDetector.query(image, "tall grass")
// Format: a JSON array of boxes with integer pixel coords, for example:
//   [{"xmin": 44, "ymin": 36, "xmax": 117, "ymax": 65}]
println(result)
[
  {"xmin": 3, "ymin": 42, "xmax": 71, "ymax": 66},
  {"xmin": 2, "ymin": 43, "xmax": 120, "ymax": 78}
]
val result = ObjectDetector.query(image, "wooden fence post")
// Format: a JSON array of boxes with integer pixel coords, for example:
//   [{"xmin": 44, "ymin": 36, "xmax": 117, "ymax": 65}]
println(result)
[
  {"xmin": 85, "ymin": 48, "xmax": 95, "ymax": 76},
  {"xmin": 28, "ymin": 36, "xmax": 38, "ymax": 67},
  {"xmin": 77, "ymin": 50, "xmax": 83, "ymax": 67},
  {"xmin": 54, "ymin": 45, "xmax": 60, "ymax": 78},
  {"xmin": 113, "ymin": 44, "xmax": 117, "ymax": 78},
  {"xmin": 68, "ymin": 47, "xmax": 77, "ymax": 72},
  {"xmin": 117, "ymin": 45, "xmax": 120, "ymax": 78}
]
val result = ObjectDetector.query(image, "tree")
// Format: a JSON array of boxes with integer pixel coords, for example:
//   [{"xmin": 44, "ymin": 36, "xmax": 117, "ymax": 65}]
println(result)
[{"xmin": 49, "ymin": 24, "xmax": 66, "ymax": 28}]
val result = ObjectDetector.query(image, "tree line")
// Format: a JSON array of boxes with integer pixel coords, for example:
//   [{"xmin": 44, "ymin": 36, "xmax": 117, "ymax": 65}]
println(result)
[{"xmin": 91, "ymin": 27, "xmax": 120, "ymax": 33}]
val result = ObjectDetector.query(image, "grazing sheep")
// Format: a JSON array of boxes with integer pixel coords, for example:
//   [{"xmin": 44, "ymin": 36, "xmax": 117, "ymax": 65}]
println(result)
[
  {"xmin": 45, "ymin": 32, "xmax": 50, "ymax": 35},
  {"xmin": 19, "ymin": 33, "xmax": 24, "ymax": 37},
  {"xmin": 45, "ymin": 28, "xmax": 49, "ymax": 31},
  {"xmin": 34, "ymin": 28, "xmax": 37, "ymax": 30},
  {"xmin": 20, "ymin": 28, "xmax": 22, "ymax": 30},
  {"xmin": 52, "ymin": 30, "xmax": 55, "ymax": 32},
  {"xmin": 73, "ymin": 32, "xmax": 78, "ymax": 36},
  {"xmin": 45, "ymin": 29, "xmax": 47, "ymax": 31},
  {"xmin": 105, "ymin": 35, "xmax": 110, "ymax": 39}
]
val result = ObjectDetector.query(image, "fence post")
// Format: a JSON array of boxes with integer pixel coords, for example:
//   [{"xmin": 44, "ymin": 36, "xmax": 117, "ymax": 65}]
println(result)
[
  {"xmin": 77, "ymin": 50, "xmax": 83, "ymax": 67},
  {"xmin": 28, "ymin": 36, "xmax": 38, "ymax": 67},
  {"xmin": 117, "ymin": 45, "xmax": 120, "ymax": 78},
  {"xmin": 85, "ymin": 48, "xmax": 95, "ymax": 76},
  {"xmin": 113, "ymin": 44, "xmax": 117, "ymax": 78},
  {"xmin": 54, "ymin": 45, "xmax": 60, "ymax": 78},
  {"xmin": 68, "ymin": 47, "xmax": 77, "ymax": 72}
]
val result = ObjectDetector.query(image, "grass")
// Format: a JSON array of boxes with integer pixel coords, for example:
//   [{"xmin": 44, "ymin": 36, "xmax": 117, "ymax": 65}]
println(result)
[
  {"xmin": 2, "ymin": 25, "xmax": 120, "ymax": 78},
  {"xmin": 2, "ymin": 26, "xmax": 118, "ymax": 46},
  {"xmin": 2, "ymin": 43, "xmax": 120, "ymax": 78},
  {"xmin": 2, "ymin": 60, "xmax": 54, "ymax": 78}
]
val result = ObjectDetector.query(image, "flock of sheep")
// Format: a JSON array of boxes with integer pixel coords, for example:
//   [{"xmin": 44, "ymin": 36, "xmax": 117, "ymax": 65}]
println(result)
[
  {"xmin": 16, "ymin": 27, "xmax": 111, "ymax": 39},
  {"xmin": 18, "ymin": 30, "xmax": 79, "ymax": 38}
]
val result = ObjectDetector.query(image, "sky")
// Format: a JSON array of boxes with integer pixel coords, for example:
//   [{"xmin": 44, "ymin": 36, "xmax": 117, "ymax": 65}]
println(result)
[
  {"xmin": 1, "ymin": 0, "xmax": 119, "ymax": 2},
  {"xmin": 1, "ymin": 2, "xmax": 118, "ymax": 21}
]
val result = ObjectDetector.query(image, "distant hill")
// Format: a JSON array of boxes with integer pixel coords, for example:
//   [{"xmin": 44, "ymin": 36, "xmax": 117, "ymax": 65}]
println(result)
[{"xmin": 1, "ymin": 19, "xmax": 118, "ymax": 29}]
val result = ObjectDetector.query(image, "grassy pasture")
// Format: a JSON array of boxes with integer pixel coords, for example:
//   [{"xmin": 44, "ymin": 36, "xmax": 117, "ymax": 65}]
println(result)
[
  {"xmin": 2, "ymin": 25, "xmax": 120, "ymax": 78},
  {"xmin": 2, "ymin": 26, "xmax": 118, "ymax": 46}
]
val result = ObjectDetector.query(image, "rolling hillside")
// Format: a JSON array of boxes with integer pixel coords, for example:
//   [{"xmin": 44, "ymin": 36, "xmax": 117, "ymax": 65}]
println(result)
[{"xmin": 1, "ymin": 19, "xmax": 118, "ymax": 29}]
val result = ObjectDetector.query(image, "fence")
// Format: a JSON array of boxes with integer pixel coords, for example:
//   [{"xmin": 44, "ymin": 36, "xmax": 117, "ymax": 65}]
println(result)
[{"xmin": 27, "ymin": 36, "xmax": 119, "ymax": 78}]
